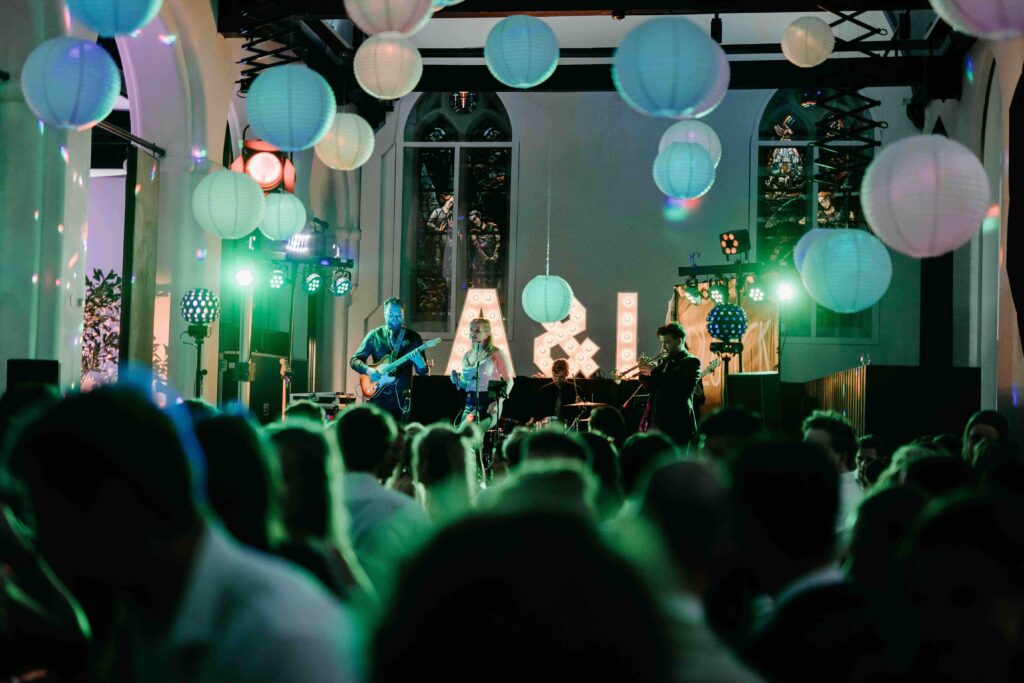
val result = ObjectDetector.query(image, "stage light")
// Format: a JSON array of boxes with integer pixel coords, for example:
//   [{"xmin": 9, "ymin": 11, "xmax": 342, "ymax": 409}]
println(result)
[
  {"xmin": 304, "ymin": 272, "xmax": 323, "ymax": 294},
  {"xmin": 229, "ymin": 139, "xmax": 297, "ymax": 193},
  {"xmin": 329, "ymin": 270, "xmax": 353, "ymax": 297},
  {"xmin": 683, "ymin": 278, "xmax": 702, "ymax": 305},
  {"xmin": 746, "ymin": 286, "xmax": 765, "ymax": 302},
  {"xmin": 269, "ymin": 269, "xmax": 286, "ymax": 289},
  {"xmin": 776, "ymin": 281, "xmax": 796, "ymax": 302},
  {"xmin": 709, "ymin": 281, "xmax": 728, "ymax": 305},
  {"xmin": 719, "ymin": 230, "xmax": 750, "ymax": 258},
  {"xmin": 180, "ymin": 288, "xmax": 221, "ymax": 325},
  {"xmin": 234, "ymin": 267, "xmax": 255, "ymax": 287}
]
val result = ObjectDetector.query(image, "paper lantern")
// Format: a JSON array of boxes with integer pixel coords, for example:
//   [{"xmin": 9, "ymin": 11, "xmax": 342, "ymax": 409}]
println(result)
[
  {"xmin": 862, "ymin": 135, "xmax": 990, "ymax": 258},
  {"xmin": 354, "ymin": 33, "xmax": 423, "ymax": 100},
  {"xmin": 659, "ymin": 120, "xmax": 722, "ymax": 167},
  {"xmin": 522, "ymin": 275, "xmax": 573, "ymax": 324},
  {"xmin": 653, "ymin": 143, "xmax": 715, "ymax": 200},
  {"xmin": 260, "ymin": 193, "xmax": 307, "ymax": 241},
  {"xmin": 929, "ymin": 0, "xmax": 1024, "ymax": 40},
  {"xmin": 793, "ymin": 228, "xmax": 832, "ymax": 272},
  {"xmin": 781, "ymin": 17, "xmax": 835, "ymax": 68},
  {"xmin": 246, "ymin": 65, "xmax": 335, "ymax": 151},
  {"xmin": 433, "ymin": 0, "xmax": 464, "ymax": 8},
  {"xmin": 191, "ymin": 171, "xmax": 266, "ymax": 240},
  {"xmin": 613, "ymin": 18, "xmax": 729, "ymax": 119},
  {"xmin": 343, "ymin": 0, "xmax": 433, "ymax": 36},
  {"xmin": 66, "ymin": 0, "xmax": 162, "ymax": 36},
  {"xmin": 706, "ymin": 304, "xmax": 748, "ymax": 341},
  {"xmin": 315, "ymin": 113, "xmax": 375, "ymax": 171},
  {"xmin": 485, "ymin": 15, "xmax": 559, "ymax": 89},
  {"xmin": 20, "ymin": 37, "xmax": 120, "ymax": 130},
  {"xmin": 801, "ymin": 230, "xmax": 892, "ymax": 313}
]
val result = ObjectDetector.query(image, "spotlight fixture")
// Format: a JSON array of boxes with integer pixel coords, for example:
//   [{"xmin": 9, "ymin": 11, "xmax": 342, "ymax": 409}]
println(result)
[
  {"xmin": 329, "ymin": 270, "xmax": 352, "ymax": 297},
  {"xmin": 683, "ymin": 281, "xmax": 703, "ymax": 305},
  {"xmin": 719, "ymin": 230, "xmax": 751, "ymax": 259},
  {"xmin": 230, "ymin": 139, "xmax": 296, "ymax": 192},
  {"xmin": 304, "ymin": 271, "xmax": 323, "ymax": 294},
  {"xmin": 269, "ymin": 268, "xmax": 286, "ymax": 289},
  {"xmin": 234, "ymin": 267, "xmax": 255, "ymax": 288},
  {"xmin": 776, "ymin": 281, "xmax": 796, "ymax": 302},
  {"xmin": 709, "ymin": 281, "xmax": 728, "ymax": 306},
  {"xmin": 742, "ymin": 275, "xmax": 765, "ymax": 303}
]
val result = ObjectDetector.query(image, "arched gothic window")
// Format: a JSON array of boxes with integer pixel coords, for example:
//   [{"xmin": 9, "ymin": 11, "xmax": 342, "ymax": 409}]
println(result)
[
  {"xmin": 399, "ymin": 92, "xmax": 515, "ymax": 334},
  {"xmin": 755, "ymin": 88, "xmax": 877, "ymax": 339}
]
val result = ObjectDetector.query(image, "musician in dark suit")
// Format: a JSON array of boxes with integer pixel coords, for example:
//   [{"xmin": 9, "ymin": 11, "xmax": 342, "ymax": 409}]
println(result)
[
  {"xmin": 533, "ymin": 359, "xmax": 581, "ymax": 426},
  {"xmin": 639, "ymin": 322, "xmax": 701, "ymax": 446},
  {"xmin": 350, "ymin": 297, "xmax": 428, "ymax": 423}
]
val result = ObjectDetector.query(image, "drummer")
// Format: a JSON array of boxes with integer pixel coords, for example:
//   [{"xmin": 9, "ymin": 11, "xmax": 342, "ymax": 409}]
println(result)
[{"xmin": 533, "ymin": 359, "xmax": 581, "ymax": 426}]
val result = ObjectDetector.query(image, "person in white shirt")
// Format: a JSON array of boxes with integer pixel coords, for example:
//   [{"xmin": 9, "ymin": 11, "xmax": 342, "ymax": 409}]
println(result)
[{"xmin": 803, "ymin": 410, "xmax": 863, "ymax": 534}]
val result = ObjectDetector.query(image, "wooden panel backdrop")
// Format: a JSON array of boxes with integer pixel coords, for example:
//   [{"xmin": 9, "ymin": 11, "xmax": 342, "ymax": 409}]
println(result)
[{"xmin": 673, "ymin": 282, "xmax": 779, "ymax": 413}]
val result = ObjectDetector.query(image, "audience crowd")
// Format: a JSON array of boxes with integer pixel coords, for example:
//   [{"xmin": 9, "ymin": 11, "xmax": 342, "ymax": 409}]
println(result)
[{"xmin": 0, "ymin": 381, "xmax": 1021, "ymax": 682}]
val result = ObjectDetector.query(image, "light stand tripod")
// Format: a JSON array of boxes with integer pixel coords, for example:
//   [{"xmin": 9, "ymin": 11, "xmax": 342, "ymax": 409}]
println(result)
[
  {"xmin": 185, "ymin": 323, "xmax": 210, "ymax": 399},
  {"xmin": 710, "ymin": 341, "xmax": 744, "ymax": 408}
]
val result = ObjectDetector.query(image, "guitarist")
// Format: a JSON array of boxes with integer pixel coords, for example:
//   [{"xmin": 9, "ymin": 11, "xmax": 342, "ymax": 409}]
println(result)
[
  {"xmin": 350, "ymin": 297, "xmax": 429, "ymax": 423},
  {"xmin": 638, "ymin": 322, "xmax": 701, "ymax": 447}
]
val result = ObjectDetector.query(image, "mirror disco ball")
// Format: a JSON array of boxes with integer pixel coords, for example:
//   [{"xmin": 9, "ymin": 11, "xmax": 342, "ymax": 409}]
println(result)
[
  {"xmin": 706, "ymin": 303, "xmax": 748, "ymax": 341},
  {"xmin": 181, "ymin": 288, "xmax": 221, "ymax": 324}
]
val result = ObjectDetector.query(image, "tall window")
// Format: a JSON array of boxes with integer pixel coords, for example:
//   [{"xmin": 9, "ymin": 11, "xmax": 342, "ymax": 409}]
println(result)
[
  {"xmin": 399, "ymin": 92, "xmax": 515, "ymax": 335},
  {"xmin": 756, "ymin": 89, "xmax": 876, "ymax": 339}
]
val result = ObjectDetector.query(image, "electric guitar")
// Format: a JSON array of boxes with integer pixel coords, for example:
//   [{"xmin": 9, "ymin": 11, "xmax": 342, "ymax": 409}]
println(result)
[
  {"xmin": 693, "ymin": 357, "xmax": 721, "ymax": 406},
  {"xmin": 358, "ymin": 338, "xmax": 441, "ymax": 399}
]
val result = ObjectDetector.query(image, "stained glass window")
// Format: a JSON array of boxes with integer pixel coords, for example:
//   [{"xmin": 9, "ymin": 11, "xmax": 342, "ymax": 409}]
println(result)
[
  {"xmin": 756, "ymin": 89, "xmax": 876, "ymax": 340},
  {"xmin": 401, "ymin": 93, "xmax": 514, "ymax": 334}
]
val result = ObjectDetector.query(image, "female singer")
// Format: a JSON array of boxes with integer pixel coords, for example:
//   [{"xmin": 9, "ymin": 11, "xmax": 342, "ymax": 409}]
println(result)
[{"xmin": 450, "ymin": 318, "xmax": 514, "ymax": 430}]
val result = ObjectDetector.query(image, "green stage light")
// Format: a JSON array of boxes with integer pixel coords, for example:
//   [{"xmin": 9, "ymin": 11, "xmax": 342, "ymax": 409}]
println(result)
[
  {"xmin": 269, "ymin": 269, "xmax": 286, "ymax": 289},
  {"xmin": 747, "ymin": 286, "xmax": 765, "ymax": 302},
  {"xmin": 330, "ymin": 270, "xmax": 352, "ymax": 297},
  {"xmin": 776, "ymin": 281, "xmax": 796, "ymax": 302},
  {"xmin": 709, "ymin": 281, "xmax": 728, "ymax": 305},
  {"xmin": 234, "ymin": 267, "xmax": 255, "ymax": 287},
  {"xmin": 305, "ymin": 271, "xmax": 322, "ymax": 294}
]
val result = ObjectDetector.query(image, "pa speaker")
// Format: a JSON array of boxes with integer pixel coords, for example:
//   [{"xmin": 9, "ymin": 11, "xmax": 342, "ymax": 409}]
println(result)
[
  {"xmin": 7, "ymin": 359, "xmax": 60, "ymax": 391},
  {"xmin": 726, "ymin": 371, "xmax": 781, "ymax": 429}
]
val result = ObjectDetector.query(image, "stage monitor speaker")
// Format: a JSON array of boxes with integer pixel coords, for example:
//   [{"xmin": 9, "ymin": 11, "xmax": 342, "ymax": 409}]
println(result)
[
  {"xmin": 219, "ymin": 352, "xmax": 288, "ymax": 424},
  {"xmin": 726, "ymin": 371, "xmax": 781, "ymax": 429},
  {"xmin": 7, "ymin": 359, "xmax": 60, "ymax": 391}
]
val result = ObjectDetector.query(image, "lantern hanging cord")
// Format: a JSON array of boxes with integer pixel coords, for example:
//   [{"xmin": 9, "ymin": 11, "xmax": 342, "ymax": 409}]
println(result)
[{"xmin": 545, "ymin": 127, "xmax": 552, "ymax": 276}]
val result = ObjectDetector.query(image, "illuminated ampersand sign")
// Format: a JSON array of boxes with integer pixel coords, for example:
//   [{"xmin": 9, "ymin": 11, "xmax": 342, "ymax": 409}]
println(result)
[{"xmin": 533, "ymin": 297, "xmax": 600, "ymax": 378}]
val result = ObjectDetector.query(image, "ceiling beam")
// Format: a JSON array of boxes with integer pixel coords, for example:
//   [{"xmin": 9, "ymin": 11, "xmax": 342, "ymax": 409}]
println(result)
[
  {"xmin": 416, "ymin": 55, "xmax": 961, "ymax": 98},
  {"xmin": 435, "ymin": 0, "xmax": 931, "ymax": 17}
]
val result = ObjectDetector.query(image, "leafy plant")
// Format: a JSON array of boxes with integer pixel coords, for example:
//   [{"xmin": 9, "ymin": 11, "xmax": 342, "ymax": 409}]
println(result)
[{"xmin": 81, "ymin": 269, "xmax": 122, "ymax": 383}]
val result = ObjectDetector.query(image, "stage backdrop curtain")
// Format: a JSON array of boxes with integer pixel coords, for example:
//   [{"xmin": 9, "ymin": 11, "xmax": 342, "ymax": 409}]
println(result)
[{"xmin": 672, "ymin": 282, "xmax": 779, "ymax": 413}]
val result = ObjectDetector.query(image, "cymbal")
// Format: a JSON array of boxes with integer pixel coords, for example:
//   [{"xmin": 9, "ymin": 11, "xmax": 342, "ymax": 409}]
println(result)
[{"xmin": 565, "ymin": 401, "xmax": 608, "ymax": 408}]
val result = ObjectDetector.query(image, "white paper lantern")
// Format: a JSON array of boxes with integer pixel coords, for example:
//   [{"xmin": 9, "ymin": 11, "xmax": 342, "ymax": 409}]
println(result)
[
  {"xmin": 485, "ymin": 15, "xmax": 559, "ymax": 89},
  {"xmin": 433, "ymin": 0, "xmax": 464, "ymax": 8},
  {"xmin": 66, "ymin": 0, "xmax": 162, "ymax": 36},
  {"xmin": 613, "ymin": 18, "xmax": 730, "ymax": 119},
  {"xmin": 659, "ymin": 120, "xmax": 722, "ymax": 167},
  {"xmin": 781, "ymin": 17, "xmax": 835, "ymax": 68},
  {"xmin": 20, "ymin": 37, "xmax": 120, "ymax": 130},
  {"xmin": 260, "ymin": 193, "xmax": 307, "ymax": 241},
  {"xmin": 522, "ymin": 275, "xmax": 573, "ymax": 323},
  {"xmin": 801, "ymin": 230, "xmax": 892, "ymax": 314},
  {"xmin": 247, "ymin": 65, "xmax": 336, "ymax": 152},
  {"xmin": 653, "ymin": 143, "xmax": 715, "ymax": 200},
  {"xmin": 315, "ymin": 113, "xmax": 375, "ymax": 171},
  {"xmin": 929, "ymin": 0, "xmax": 1024, "ymax": 40},
  {"xmin": 354, "ymin": 33, "xmax": 423, "ymax": 100},
  {"xmin": 343, "ymin": 0, "xmax": 433, "ymax": 36},
  {"xmin": 862, "ymin": 135, "xmax": 990, "ymax": 258},
  {"xmin": 793, "ymin": 228, "xmax": 832, "ymax": 273},
  {"xmin": 192, "ymin": 171, "xmax": 266, "ymax": 240}
]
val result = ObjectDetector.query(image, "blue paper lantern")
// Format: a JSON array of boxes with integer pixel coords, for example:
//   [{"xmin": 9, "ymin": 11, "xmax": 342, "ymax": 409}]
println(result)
[
  {"xmin": 20, "ymin": 37, "xmax": 120, "ymax": 130},
  {"xmin": 246, "ymin": 65, "xmax": 336, "ymax": 151},
  {"xmin": 706, "ymin": 304, "xmax": 748, "ymax": 342},
  {"xmin": 485, "ymin": 16, "xmax": 559, "ymax": 89},
  {"xmin": 801, "ymin": 230, "xmax": 892, "ymax": 313},
  {"xmin": 259, "ymin": 192, "xmax": 307, "ymax": 241},
  {"xmin": 653, "ymin": 143, "xmax": 715, "ymax": 200},
  {"xmin": 66, "ymin": 0, "xmax": 162, "ymax": 36},
  {"xmin": 522, "ymin": 275, "xmax": 573, "ymax": 323},
  {"xmin": 793, "ymin": 228, "xmax": 831, "ymax": 273},
  {"xmin": 191, "ymin": 171, "xmax": 266, "ymax": 240},
  {"xmin": 613, "ymin": 18, "xmax": 730, "ymax": 118}
]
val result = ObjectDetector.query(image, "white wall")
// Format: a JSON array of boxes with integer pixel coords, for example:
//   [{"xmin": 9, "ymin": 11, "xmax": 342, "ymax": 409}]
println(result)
[
  {"xmin": 85, "ymin": 173, "xmax": 126, "ymax": 276},
  {"xmin": 323, "ymin": 85, "xmax": 922, "ymax": 390}
]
